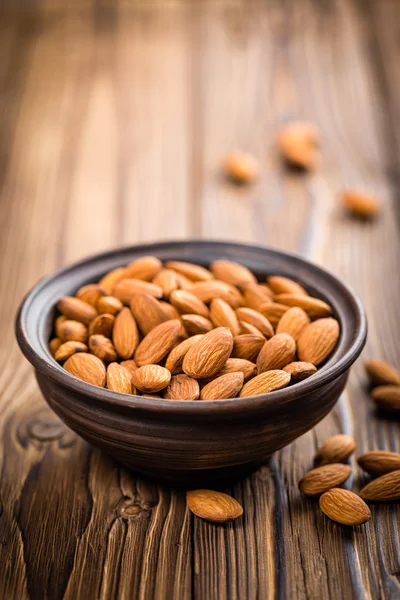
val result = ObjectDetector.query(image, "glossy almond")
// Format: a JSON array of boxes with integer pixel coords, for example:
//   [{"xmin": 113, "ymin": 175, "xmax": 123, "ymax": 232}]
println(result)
[
  {"xmin": 371, "ymin": 385, "xmax": 400, "ymax": 413},
  {"xmin": 242, "ymin": 285, "xmax": 273, "ymax": 311},
  {"xmin": 124, "ymin": 255, "xmax": 162, "ymax": 280},
  {"xmin": 340, "ymin": 190, "xmax": 381, "ymax": 219},
  {"xmin": 223, "ymin": 151, "xmax": 259, "ymax": 184},
  {"xmin": 113, "ymin": 278, "xmax": 163, "ymax": 304},
  {"xmin": 238, "ymin": 321, "xmax": 265, "ymax": 338},
  {"xmin": 152, "ymin": 269, "xmax": 179, "ymax": 299},
  {"xmin": 232, "ymin": 334, "xmax": 265, "ymax": 361},
  {"xmin": 298, "ymin": 463, "xmax": 351, "ymax": 496},
  {"xmin": 120, "ymin": 359, "xmax": 138, "ymax": 386},
  {"xmin": 58, "ymin": 320, "xmax": 88, "ymax": 343},
  {"xmin": 365, "ymin": 359, "xmax": 400, "ymax": 386},
  {"xmin": 165, "ymin": 261, "xmax": 213, "ymax": 282},
  {"xmin": 112, "ymin": 307, "xmax": 139, "ymax": 360},
  {"xmin": 170, "ymin": 290, "xmax": 209, "ymax": 318},
  {"xmin": 132, "ymin": 364, "xmax": 171, "ymax": 393},
  {"xmin": 190, "ymin": 281, "xmax": 244, "ymax": 308},
  {"xmin": 297, "ymin": 318, "xmax": 339, "ymax": 366},
  {"xmin": 88, "ymin": 313, "xmax": 115, "ymax": 338},
  {"xmin": 358, "ymin": 451, "xmax": 400, "ymax": 477},
  {"xmin": 165, "ymin": 335, "xmax": 204, "ymax": 374},
  {"xmin": 186, "ymin": 490, "xmax": 243, "ymax": 523},
  {"xmin": 164, "ymin": 374, "xmax": 200, "ymax": 400},
  {"xmin": 76, "ymin": 284, "xmax": 106, "ymax": 307},
  {"xmin": 215, "ymin": 358, "xmax": 257, "ymax": 381},
  {"xmin": 257, "ymin": 333, "xmax": 296, "ymax": 373},
  {"xmin": 267, "ymin": 275, "xmax": 308, "ymax": 296},
  {"xmin": 159, "ymin": 301, "xmax": 181, "ymax": 320},
  {"xmin": 183, "ymin": 327, "xmax": 233, "ymax": 379},
  {"xmin": 98, "ymin": 267, "xmax": 126, "ymax": 294},
  {"xmin": 236, "ymin": 307, "xmax": 274, "ymax": 338},
  {"xmin": 57, "ymin": 296, "xmax": 97, "ymax": 325},
  {"xmin": 49, "ymin": 338, "xmax": 62, "ymax": 357},
  {"xmin": 259, "ymin": 302, "xmax": 289, "ymax": 327},
  {"xmin": 240, "ymin": 370, "xmax": 291, "ymax": 397},
  {"xmin": 276, "ymin": 307, "xmax": 310, "ymax": 341},
  {"xmin": 107, "ymin": 362, "xmax": 132, "ymax": 394},
  {"xmin": 274, "ymin": 294, "xmax": 332, "ymax": 319},
  {"xmin": 359, "ymin": 470, "xmax": 400, "ymax": 502},
  {"xmin": 319, "ymin": 489, "xmax": 371, "ymax": 526},
  {"xmin": 283, "ymin": 361, "xmax": 317, "ymax": 382},
  {"xmin": 89, "ymin": 334, "xmax": 117, "ymax": 362},
  {"xmin": 276, "ymin": 121, "xmax": 319, "ymax": 170},
  {"xmin": 210, "ymin": 298, "xmax": 240, "ymax": 336},
  {"xmin": 130, "ymin": 294, "xmax": 169, "ymax": 335},
  {"xmin": 55, "ymin": 341, "xmax": 88, "ymax": 362},
  {"xmin": 97, "ymin": 295, "xmax": 123, "ymax": 315},
  {"xmin": 210, "ymin": 260, "xmax": 256, "ymax": 286},
  {"xmin": 314, "ymin": 434, "xmax": 356, "ymax": 466},
  {"xmin": 64, "ymin": 352, "xmax": 106, "ymax": 387},
  {"xmin": 200, "ymin": 372, "xmax": 244, "ymax": 400},
  {"xmin": 135, "ymin": 319, "xmax": 181, "ymax": 366},
  {"xmin": 181, "ymin": 315, "xmax": 214, "ymax": 335}
]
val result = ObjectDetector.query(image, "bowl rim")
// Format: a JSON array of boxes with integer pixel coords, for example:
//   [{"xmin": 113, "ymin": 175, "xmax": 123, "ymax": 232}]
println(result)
[{"xmin": 16, "ymin": 239, "xmax": 367, "ymax": 416}]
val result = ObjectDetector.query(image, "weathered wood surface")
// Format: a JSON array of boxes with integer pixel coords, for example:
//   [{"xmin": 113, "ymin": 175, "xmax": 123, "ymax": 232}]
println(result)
[{"xmin": 0, "ymin": 1, "xmax": 399, "ymax": 598}]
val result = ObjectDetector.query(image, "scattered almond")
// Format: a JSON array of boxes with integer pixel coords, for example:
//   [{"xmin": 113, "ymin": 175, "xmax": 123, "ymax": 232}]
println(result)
[
  {"xmin": 76, "ymin": 284, "xmax": 106, "ymax": 307},
  {"xmin": 135, "ymin": 319, "xmax": 181, "ymax": 366},
  {"xmin": 236, "ymin": 307, "xmax": 274, "ymax": 338},
  {"xmin": 164, "ymin": 374, "xmax": 200, "ymax": 400},
  {"xmin": 58, "ymin": 320, "xmax": 88, "ymax": 343},
  {"xmin": 283, "ymin": 361, "xmax": 317, "ymax": 382},
  {"xmin": 240, "ymin": 370, "xmax": 291, "ymax": 397},
  {"xmin": 210, "ymin": 260, "xmax": 256, "ymax": 286},
  {"xmin": 210, "ymin": 298, "xmax": 240, "ymax": 336},
  {"xmin": 299, "ymin": 463, "xmax": 351, "ymax": 496},
  {"xmin": 165, "ymin": 335, "xmax": 204, "ymax": 374},
  {"xmin": 200, "ymin": 372, "xmax": 244, "ymax": 400},
  {"xmin": 124, "ymin": 255, "xmax": 162, "ymax": 280},
  {"xmin": 358, "ymin": 451, "xmax": 400, "ymax": 477},
  {"xmin": 359, "ymin": 470, "xmax": 400, "ymax": 502},
  {"xmin": 130, "ymin": 294, "xmax": 169, "ymax": 335},
  {"xmin": 107, "ymin": 362, "xmax": 132, "ymax": 394},
  {"xmin": 88, "ymin": 313, "xmax": 115, "ymax": 338},
  {"xmin": 232, "ymin": 334, "xmax": 265, "ymax": 361},
  {"xmin": 319, "ymin": 489, "xmax": 371, "ymax": 526},
  {"xmin": 371, "ymin": 385, "xmax": 400, "ymax": 413},
  {"xmin": 340, "ymin": 190, "xmax": 381, "ymax": 220},
  {"xmin": 267, "ymin": 275, "xmax": 308, "ymax": 296},
  {"xmin": 297, "ymin": 318, "xmax": 339, "ymax": 366},
  {"xmin": 97, "ymin": 295, "xmax": 123, "ymax": 315},
  {"xmin": 223, "ymin": 151, "xmax": 259, "ymax": 184},
  {"xmin": 257, "ymin": 333, "xmax": 296, "ymax": 373},
  {"xmin": 181, "ymin": 314, "xmax": 214, "ymax": 335},
  {"xmin": 276, "ymin": 307, "xmax": 310, "ymax": 341},
  {"xmin": 365, "ymin": 359, "xmax": 400, "ymax": 386},
  {"xmin": 132, "ymin": 364, "xmax": 171, "ymax": 393},
  {"xmin": 113, "ymin": 279, "xmax": 163, "ymax": 304},
  {"xmin": 314, "ymin": 434, "xmax": 356, "ymax": 466},
  {"xmin": 274, "ymin": 294, "xmax": 332, "ymax": 319},
  {"xmin": 186, "ymin": 489, "xmax": 243, "ymax": 523},
  {"xmin": 64, "ymin": 352, "xmax": 106, "ymax": 387},
  {"xmin": 112, "ymin": 307, "xmax": 139, "ymax": 360},
  {"xmin": 89, "ymin": 334, "xmax": 117, "ymax": 362},
  {"xmin": 57, "ymin": 296, "xmax": 97, "ymax": 325},
  {"xmin": 276, "ymin": 121, "xmax": 319, "ymax": 170},
  {"xmin": 183, "ymin": 327, "xmax": 233, "ymax": 379},
  {"xmin": 55, "ymin": 341, "xmax": 88, "ymax": 361},
  {"xmin": 165, "ymin": 261, "xmax": 213, "ymax": 282}
]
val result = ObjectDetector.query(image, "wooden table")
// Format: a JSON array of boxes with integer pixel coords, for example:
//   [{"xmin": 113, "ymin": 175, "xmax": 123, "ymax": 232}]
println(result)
[{"xmin": 1, "ymin": 1, "xmax": 399, "ymax": 598}]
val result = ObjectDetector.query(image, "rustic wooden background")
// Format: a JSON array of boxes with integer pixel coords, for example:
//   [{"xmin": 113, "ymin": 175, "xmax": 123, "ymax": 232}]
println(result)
[{"xmin": 0, "ymin": 1, "xmax": 399, "ymax": 598}]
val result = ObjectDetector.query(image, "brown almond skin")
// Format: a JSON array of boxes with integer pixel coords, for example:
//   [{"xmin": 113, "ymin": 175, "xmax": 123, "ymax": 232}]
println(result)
[
  {"xmin": 358, "ymin": 451, "xmax": 400, "ymax": 477},
  {"xmin": 113, "ymin": 278, "xmax": 163, "ymax": 304},
  {"xmin": 170, "ymin": 290, "xmax": 210, "ymax": 318},
  {"xmin": 340, "ymin": 190, "xmax": 381, "ymax": 219},
  {"xmin": 76, "ymin": 284, "xmax": 106, "ymax": 307},
  {"xmin": 55, "ymin": 341, "xmax": 88, "ymax": 362},
  {"xmin": 283, "ymin": 361, "xmax": 317, "ymax": 382},
  {"xmin": 190, "ymin": 281, "xmax": 244, "ymax": 308},
  {"xmin": 210, "ymin": 260, "xmax": 256, "ymax": 286},
  {"xmin": 130, "ymin": 294, "xmax": 169, "ymax": 335},
  {"xmin": 257, "ymin": 333, "xmax": 296, "ymax": 373},
  {"xmin": 242, "ymin": 285, "xmax": 273, "ymax": 311},
  {"xmin": 132, "ymin": 364, "xmax": 172, "ymax": 393},
  {"xmin": 113, "ymin": 307, "xmax": 139, "ymax": 360},
  {"xmin": 267, "ymin": 276, "xmax": 308, "ymax": 296},
  {"xmin": 164, "ymin": 374, "xmax": 200, "ymax": 400},
  {"xmin": 181, "ymin": 315, "xmax": 214, "ymax": 335},
  {"xmin": 215, "ymin": 358, "xmax": 257, "ymax": 382},
  {"xmin": 232, "ymin": 335, "xmax": 265, "ymax": 361},
  {"xmin": 200, "ymin": 372, "xmax": 244, "ymax": 400},
  {"xmin": 183, "ymin": 327, "xmax": 233, "ymax": 379},
  {"xmin": 298, "ymin": 464, "xmax": 351, "ymax": 497},
  {"xmin": 160, "ymin": 302, "xmax": 181, "ymax": 320},
  {"xmin": 98, "ymin": 267, "xmax": 126, "ymax": 294},
  {"xmin": 223, "ymin": 151, "xmax": 259, "ymax": 184},
  {"xmin": 186, "ymin": 490, "xmax": 243, "ymax": 523},
  {"xmin": 120, "ymin": 359, "xmax": 138, "ymax": 386},
  {"xmin": 165, "ymin": 261, "xmax": 213, "ymax": 282},
  {"xmin": 371, "ymin": 385, "xmax": 400, "ymax": 413},
  {"xmin": 64, "ymin": 353, "xmax": 106, "ymax": 387},
  {"xmin": 49, "ymin": 338, "xmax": 62, "ymax": 357},
  {"xmin": 210, "ymin": 299, "xmax": 240, "ymax": 336},
  {"xmin": 57, "ymin": 296, "xmax": 97, "ymax": 325},
  {"xmin": 297, "ymin": 318, "xmax": 340, "ymax": 366},
  {"xmin": 165, "ymin": 335, "xmax": 204, "ymax": 374},
  {"xmin": 365, "ymin": 359, "xmax": 400, "ymax": 386},
  {"xmin": 319, "ymin": 489, "xmax": 371, "ymax": 526},
  {"xmin": 239, "ymin": 322, "xmax": 265, "ymax": 338},
  {"xmin": 276, "ymin": 121, "xmax": 319, "ymax": 170},
  {"xmin": 235, "ymin": 307, "xmax": 274, "ymax": 338},
  {"xmin": 88, "ymin": 313, "xmax": 115, "ymax": 338},
  {"xmin": 58, "ymin": 320, "xmax": 88, "ymax": 343},
  {"xmin": 152, "ymin": 269, "xmax": 179, "ymax": 299},
  {"xmin": 359, "ymin": 470, "xmax": 400, "ymax": 502},
  {"xmin": 107, "ymin": 363, "xmax": 132, "ymax": 394},
  {"xmin": 124, "ymin": 256, "xmax": 162, "ymax": 280},
  {"xmin": 276, "ymin": 307, "xmax": 310, "ymax": 341},
  {"xmin": 89, "ymin": 335, "xmax": 118, "ymax": 362},
  {"xmin": 259, "ymin": 302, "xmax": 289, "ymax": 327},
  {"xmin": 97, "ymin": 296, "xmax": 123, "ymax": 315},
  {"xmin": 135, "ymin": 320, "xmax": 182, "ymax": 366},
  {"xmin": 240, "ymin": 370, "xmax": 291, "ymax": 397},
  {"xmin": 314, "ymin": 434, "xmax": 356, "ymax": 466},
  {"xmin": 273, "ymin": 294, "xmax": 332, "ymax": 319}
]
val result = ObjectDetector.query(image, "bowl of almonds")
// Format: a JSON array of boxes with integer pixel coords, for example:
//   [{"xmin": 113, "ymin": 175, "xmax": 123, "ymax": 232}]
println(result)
[{"xmin": 16, "ymin": 241, "xmax": 366, "ymax": 484}]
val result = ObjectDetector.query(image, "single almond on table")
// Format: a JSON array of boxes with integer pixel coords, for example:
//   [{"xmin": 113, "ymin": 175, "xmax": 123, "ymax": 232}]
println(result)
[
  {"xmin": 370, "ymin": 385, "xmax": 400, "ymax": 413},
  {"xmin": 181, "ymin": 314, "xmax": 214, "ymax": 335},
  {"xmin": 132, "ymin": 364, "xmax": 171, "ymax": 393},
  {"xmin": 276, "ymin": 121, "xmax": 319, "ymax": 170},
  {"xmin": 283, "ymin": 361, "xmax": 317, "ymax": 382},
  {"xmin": 186, "ymin": 489, "xmax": 243, "ymax": 523},
  {"xmin": 58, "ymin": 320, "xmax": 88, "ymax": 343},
  {"xmin": 164, "ymin": 374, "xmax": 200, "ymax": 400},
  {"xmin": 222, "ymin": 151, "xmax": 259, "ymax": 184},
  {"xmin": 183, "ymin": 327, "xmax": 233, "ymax": 379},
  {"xmin": 340, "ymin": 190, "xmax": 381, "ymax": 219},
  {"xmin": 89, "ymin": 334, "xmax": 117, "ymax": 362},
  {"xmin": 210, "ymin": 298, "xmax": 240, "ymax": 336},
  {"xmin": 98, "ymin": 267, "xmax": 126, "ymax": 294},
  {"xmin": 113, "ymin": 307, "xmax": 139, "ymax": 360},
  {"xmin": 130, "ymin": 294, "xmax": 169, "ymax": 335},
  {"xmin": 57, "ymin": 296, "xmax": 97, "ymax": 325},
  {"xmin": 135, "ymin": 319, "xmax": 181, "ymax": 366},
  {"xmin": 113, "ymin": 278, "xmax": 163, "ymax": 304},
  {"xmin": 49, "ymin": 337, "xmax": 62, "ymax": 356},
  {"xmin": 210, "ymin": 260, "xmax": 257, "ymax": 286},
  {"xmin": 259, "ymin": 302, "xmax": 289, "ymax": 327},
  {"xmin": 297, "ymin": 318, "xmax": 339, "ymax": 366},
  {"xmin": 152, "ymin": 269, "xmax": 179, "ymax": 299},
  {"xmin": 365, "ymin": 359, "xmax": 400, "ymax": 386},
  {"xmin": 267, "ymin": 276, "xmax": 308, "ymax": 296},
  {"xmin": 76, "ymin": 284, "xmax": 106, "ymax": 307},
  {"xmin": 88, "ymin": 313, "xmax": 115, "ymax": 338},
  {"xmin": 257, "ymin": 333, "xmax": 296, "ymax": 373},
  {"xmin": 64, "ymin": 353, "xmax": 106, "ymax": 387},
  {"xmin": 238, "ymin": 322, "xmax": 265, "ymax": 338},
  {"xmin": 165, "ymin": 261, "xmax": 213, "ymax": 282},
  {"xmin": 165, "ymin": 335, "xmax": 204, "ymax": 374},
  {"xmin": 314, "ymin": 434, "xmax": 356, "ymax": 466},
  {"xmin": 232, "ymin": 334, "xmax": 265, "ymax": 361},
  {"xmin": 276, "ymin": 307, "xmax": 310, "ymax": 341},
  {"xmin": 124, "ymin": 256, "xmax": 162, "ymax": 281},
  {"xmin": 169, "ymin": 289, "xmax": 209, "ymax": 318},
  {"xmin": 236, "ymin": 307, "xmax": 274, "ymax": 338},
  {"xmin": 200, "ymin": 372, "xmax": 244, "ymax": 401},
  {"xmin": 107, "ymin": 362, "xmax": 132, "ymax": 394},
  {"xmin": 359, "ymin": 470, "xmax": 400, "ymax": 502},
  {"xmin": 55, "ymin": 341, "xmax": 88, "ymax": 361},
  {"xmin": 358, "ymin": 451, "xmax": 400, "ymax": 477},
  {"xmin": 299, "ymin": 463, "xmax": 351, "ymax": 496},
  {"xmin": 240, "ymin": 370, "xmax": 291, "ymax": 397},
  {"xmin": 274, "ymin": 294, "xmax": 332, "ymax": 319},
  {"xmin": 242, "ymin": 285, "xmax": 273, "ymax": 311},
  {"xmin": 215, "ymin": 358, "xmax": 257, "ymax": 382},
  {"xmin": 97, "ymin": 295, "xmax": 123, "ymax": 315},
  {"xmin": 319, "ymin": 489, "xmax": 371, "ymax": 526},
  {"xmin": 191, "ymin": 280, "xmax": 244, "ymax": 308}
]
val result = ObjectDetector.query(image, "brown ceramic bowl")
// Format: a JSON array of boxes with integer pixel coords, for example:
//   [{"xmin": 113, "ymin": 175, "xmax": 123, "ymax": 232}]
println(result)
[{"xmin": 16, "ymin": 241, "xmax": 366, "ymax": 485}]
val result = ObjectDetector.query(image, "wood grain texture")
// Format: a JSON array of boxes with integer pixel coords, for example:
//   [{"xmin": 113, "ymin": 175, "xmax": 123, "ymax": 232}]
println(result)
[{"xmin": 0, "ymin": 1, "xmax": 399, "ymax": 599}]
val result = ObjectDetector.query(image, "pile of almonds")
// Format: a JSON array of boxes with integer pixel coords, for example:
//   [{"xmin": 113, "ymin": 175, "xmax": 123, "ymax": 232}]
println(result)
[{"xmin": 49, "ymin": 256, "xmax": 340, "ymax": 400}]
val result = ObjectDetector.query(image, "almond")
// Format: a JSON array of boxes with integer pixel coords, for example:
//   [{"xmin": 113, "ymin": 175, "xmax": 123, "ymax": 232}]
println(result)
[
  {"xmin": 159, "ymin": 301, "xmax": 181, "ymax": 320},
  {"xmin": 49, "ymin": 338, "xmax": 62, "ymax": 357},
  {"xmin": 55, "ymin": 315, "xmax": 67, "ymax": 337},
  {"xmin": 365, "ymin": 359, "xmax": 400, "ymax": 386},
  {"xmin": 257, "ymin": 333, "xmax": 296, "ymax": 373},
  {"xmin": 259, "ymin": 302, "xmax": 289, "ymax": 327},
  {"xmin": 64, "ymin": 352, "xmax": 106, "ymax": 387},
  {"xmin": 120, "ymin": 359, "xmax": 138, "ymax": 384},
  {"xmin": 297, "ymin": 318, "xmax": 339, "ymax": 366},
  {"xmin": 267, "ymin": 275, "xmax": 308, "ymax": 296},
  {"xmin": 191, "ymin": 281, "xmax": 244, "ymax": 308},
  {"xmin": 132, "ymin": 364, "xmax": 171, "ymax": 393},
  {"xmin": 164, "ymin": 374, "xmax": 200, "ymax": 400},
  {"xmin": 57, "ymin": 296, "xmax": 97, "ymax": 325},
  {"xmin": 130, "ymin": 294, "xmax": 169, "ymax": 335},
  {"xmin": 319, "ymin": 489, "xmax": 371, "ymax": 526},
  {"xmin": 232, "ymin": 334, "xmax": 264, "ymax": 361},
  {"xmin": 55, "ymin": 341, "xmax": 88, "ymax": 361},
  {"xmin": 152, "ymin": 269, "xmax": 179, "ymax": 299},
  {"xmin": 298, "ymin": 463, "xmax": 351, "ymax": 496},
  {"xmin": 124, "ymin": 255, "xmax": 162, "ymax": 280},
  {"xmin": 135, "ymin": 319, "xmax": 181, "ymax": 366},
  {"xmin": 88, "ymin": 313, "xmax": 115, "ymax": 338},
  {"xmin": 358, "ymin": 451, "xmax": 400, "ymax": 477},
  {"xmin": 181, "ymin": 315, "xmax": 214, "ymax": 335},
  {"xmin": 314, "ymin": 434, "xmax": 356, "ymax": 466},
  {"xmin": 170, "ymin": 290, "xmax": 209, "ymax": 318},
  {"xmin": 223, "ymin": 151, "xmax": 259, "ymax": 184},
  {"xmin": 276, "ymin": 121, "xmax": 319, "ymax": 170},
  {"xmin": 58, "ymin": 320, "xmax": 88, "ymax": 343},
  {"xmin": 107, "ymin": 362, "xmax": 132, "ymax": 394},
  {"xmin": 371, "ymin": 385, "xmax": 400, "ymax": 413},
  {"xmin": 97, "ymin": 296, "xmax": 123, "ymax": 315},
  {"xmin": 113, "ymin": 279, "xmax": 163, "ymax": 304},
  {"xmin": 240, "ymin": 370, "xmax": 291, "ymax": 397},
  {"xmin": 186, "ymin": 490, "xmax": 243, "ymax": 523},
  {"xmin": 242, "ymin": 285, "xmax": 273, "ymax": 311},
  {"xmin": 172, "ymin": 271, "xmax": 195, "ymax": 291},
  {"xmin": 183, "ymin": 327, "xmax": 233, "ymax": 379},
  {"xmin": 276, "ymin": 307, "xmax": 310, "ymax": 341},
  {"xmin": 274, "ymin": 294, "xmax": 332, "ymax": 319},
  {"xmin": 359, "ymin": 470, "xmax": 400, "ymax": 502},
  {"xmin": 98, "ymin": 267, "xmax": 127, "ymax": 294},
  {"xmin": 89, "ymin": 334, "xmax": 117, "ymax": 362},
  {"xmin": 282, "ymin": 361, "xmax": 317, "ymax": 382},
  {"xmin": 165, "ymin": 261, "xmax": 213, "ymax": 282},
  {"xmin": 239, "ymin": 322, "xmax": 265, "ymax": 337},
  {"xmin": 210, "ymin": 260, "xmax": 256, "ymax": 286},
  {"xmin": 235, "ymin": 307, "xmax": 274, "ymax": 338},
  {"xmin": 112, "ymin": 307, "xmax": 139, "ymax": 360},
  {"xmin": 200, "ymin": 372, "xmax": 244, "ymax": 400},
  {"xmin": 216, "ymin": 358, "xmax": 257, "ymax": 381},
  {"xmin": 76, "ymin": 284, "xmax": 106, "ymax": 307},
  {"xmin": 165, "ymin": 335, "xmax": 204, "ymax": 374},
  {"xmin": 340, "ymin": 190, "xmax": 381, "ymax": 220},
  {"xmin": 210, "ymin": 298, "xmax": 240, "ymax": 336}
]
